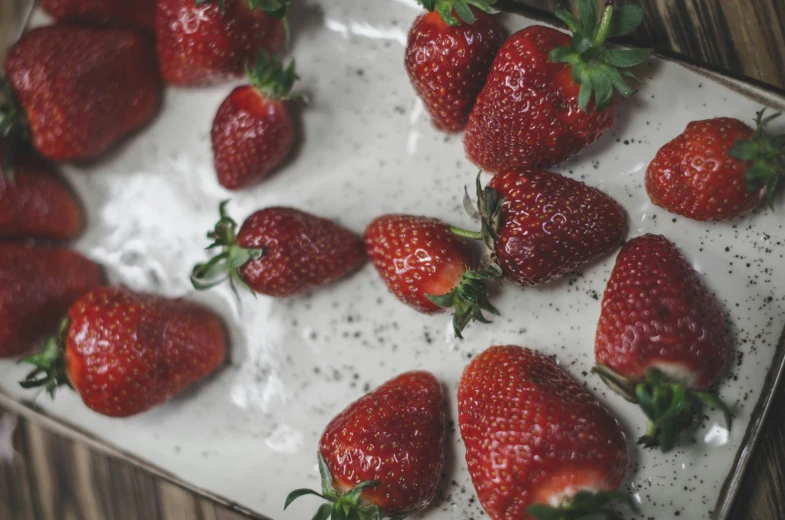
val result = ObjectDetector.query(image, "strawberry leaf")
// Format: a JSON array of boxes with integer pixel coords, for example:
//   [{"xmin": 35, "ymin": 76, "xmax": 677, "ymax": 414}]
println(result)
[
  {"xmin": 601, "ymin": 48, "xmax": 653, "ymax": 68},
  {"xmin": 312, "ymin": 504, "xmax": 333, "ymax": 520},
  {"xmin": 18, "ymin": 317, "xmax": 72, "ymax": 398},
  {"xmin": 421, "ymin": 0, "xmax": 498, "ymax": 26},
  {"xmin": 729, "ymin": 108, "xmax": 785, "ymax": 209},
  {"xmin": 246, "ymin": 53, "xmax": 301, "ymax": 101},
  {"xmin": 605, "ymin": 5, "xmax": 645, "ymax": 37},
  {"xmin": 527, "ymin": 489, "xmax": 637, "ymax": 520},
  {"xmin": 574, "ymin": 0, "xmax": 598, "ymax": 35},
  {"xmin": 285, "ymin": 489, "xmax": 328, "ymax": 509}
]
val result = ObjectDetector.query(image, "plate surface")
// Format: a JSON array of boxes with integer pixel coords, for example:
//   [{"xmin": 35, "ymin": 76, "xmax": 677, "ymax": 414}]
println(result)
[{"xmin": 2, "ymin": 2, "xmax": 785, "ymax": 519}]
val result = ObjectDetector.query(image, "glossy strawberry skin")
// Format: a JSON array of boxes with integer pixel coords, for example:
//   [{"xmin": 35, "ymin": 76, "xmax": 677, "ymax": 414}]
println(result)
[
  {"xmin": 646, "ymin": 118, "xmax": 762, "ymax": 221},
  {"xmin": 64, "ymin": 287, "xmax": 226, "ymax": 417},
  {"xmin": 237, "ymin": 208, "xmax": 365, "ymax": 297},
  {"xmin": 319, "ymin": 371, "xmax": 445, "ymax": 517},
  {"xmin": 39, "ymin": 0, "xmax": 156, "ymax": 31},
  {"xmin": 595, "ymin": 234, "xmax": 728, "ymax": 389},
  {"xmin": 156, "ymin": 0, "xmax": 285, "ymax": 86},
  {"xmin": 211, "ymin": 86, "xmax": 294, "ymax": 190},
  {"xmin": 5, "ymin": 26, "xmax": 161, "ymax": 162},
  {"xmin": 405, "ymin": 9, "xmax": 504, "ymax": 133},
  {"xmin": 465, "ymin": 26, "xmax": 614, "ymax": 172},
  {"xmin": 458, "ymin": 345, "xmax": 628, "ymax": 520},
  {"xmin": 489, "ymin": 169, "xmax": 626, "ymax": 286},
  {"xmin": 364, "ymin": 214, "xmax": 473, "ymax": 313},
  {"xmin": 0, "ymin": 146, "xmax": 83, "ymax": 240},
  {"xmin": 0, "ymin": 244, "xmax": 103, "ymax": 358}
]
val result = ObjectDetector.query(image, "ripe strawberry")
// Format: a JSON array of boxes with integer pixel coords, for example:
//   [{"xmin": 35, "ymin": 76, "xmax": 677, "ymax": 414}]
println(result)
[
  {"xmin": 211, "ymin": 55, "xmax": 299, "ymax": 190},
  {"xmin": 454, "ymin": 170, "xmax": 625, "ymax": 287},
  {"xmin": 364, "ymin": 214, "xmax": 498, "ymax": 337},
  {"xmin": 0, "ymin": 144, "xmax": 83, "ymax": 240},
  {"xmin": 191, "ymin": 202, "xmax": 365, "ymax": 297},
  {"xmin": 594, "ymin": 234, "xmax": 732, "ymax": 452},
  {"xmin": 464, "ymin": 0, "xmax": 651, "ymax": 172},
  {"xmin": 0, "ymin": 243, "xmax": 103, "ymax": 358},
  {"xmin": 2, "ymin": 25, "xmax": 161, "ymax": 162},
  {"xmin": 458, "ymin": 345, "xmax": 634, "ymax": 520},
  {"xmin": 156, "ymin": 0, "xmax": 288, "ymax": 86},
  {"xmin": 646, "ymin": 110, "xmax": 785, "ymax": 221},
  {"xmin": 39, "ymin": 0, "xmax": 156, "ymax": 32},
  {"xmin": 20, "ymin": 286, "xmax": 226, "ymax": 417},
  {"xmin": 285, "ymin": 371, "xmax": 445, "ymax": 519},
  {"xmin": 405, "ymin": 0, "xmax": 504, "ymax": 133}
]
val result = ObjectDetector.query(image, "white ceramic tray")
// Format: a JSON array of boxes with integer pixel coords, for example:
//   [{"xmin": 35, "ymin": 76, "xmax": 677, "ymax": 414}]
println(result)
[{"xmin": 1, "ymin": 2, "xmax": 785, "ymax": 519}]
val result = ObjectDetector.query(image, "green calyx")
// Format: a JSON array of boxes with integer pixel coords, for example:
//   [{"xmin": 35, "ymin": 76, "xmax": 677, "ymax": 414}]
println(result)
[
  {"xmin": 284, "ymin": 454, "xmax": 383, "ymax": 520},
  {"xmin": 0, "ymin": 76, "xmax": 31, "ymax": 183},
  {"xmin": 18, "ymin": 317, "xmax": 72, "ymax": 398},
  {"xmin": 419, "ymin": 0, "xmax": 498, "ymax": 26},
  {"xmin": 450, "ymin": 172, "xmax": 504, "ymax": 274},
  {"xmin": 246, "ymin": 53, "xmax": 301, "ymax": 101},
  {"xmin": 549, "ymin": 0, "xmax": 652, "ymax": 112},
  {"xmin": 527, "ymin": 490, "xmax": 638, "ymax": 520},
  {"xmin": 195, "ymin": 0, "xmax": 291, "ymax": 19},
  {"xmin": 593, "ymin": 365, "xmax": 733, "ymax": 453},
  {"xmin": 729, "ymin": 108, "xmax": 785, "ymax": 209},
  {"xmin": 190, "ymin": 201, "xmax": 264, "ymax": 298},
  {"xmin": 425, "ymin": 268, "xmax": 500, "ymax": 339}
]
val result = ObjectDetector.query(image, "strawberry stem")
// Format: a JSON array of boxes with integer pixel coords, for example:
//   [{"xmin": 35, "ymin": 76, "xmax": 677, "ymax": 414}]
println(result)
[
  {"xmin": 419, "ymin": 0, "xmax": 499, "ymax": 26},
  {"xmin": 549, "ymin": 0, "xmax": 652, "ymax": 112},
  {"xmin": 729, "ymin": 108, "xmax": 785, "ymax": 209},
  {"xmin": 449, "ymin": 227, "xmax": 483, "ymax": 240},
  {"xmin": 426, "ymin": 268, "xmax": 501, "ymax": 338},
  {"xmin": 246, "ymin": 53, "xmax": 302, "ymax": 101},
  {"xmin": 596, "ymin": 365, "xmax": 732, "ymax": 452},
  {"xmin": 527, "ymin": 489, "xmax": 638, "ymax": 520},
  {"xmin": 190, "ymin": 201, "xmax": 264, "ymax": 300},
  {"xmin": 285, "ymin": 454, "xmax": 383, "ymax": 520},
  {"xmin": 18, "ymin": 317, "xmax": 72, "ymax": 398}
]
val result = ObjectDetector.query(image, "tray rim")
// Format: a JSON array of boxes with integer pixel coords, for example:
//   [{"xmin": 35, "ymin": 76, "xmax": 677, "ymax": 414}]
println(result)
[{"xmin": 2, "ymin": 5, "xmax": 785, "ymax": 520}]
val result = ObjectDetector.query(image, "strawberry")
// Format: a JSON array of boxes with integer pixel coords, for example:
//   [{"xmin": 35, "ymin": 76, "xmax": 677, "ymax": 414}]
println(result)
[
  {"xmin": 156, "ymin": 0, "xmax": 288, "ymax": 86},
  {"xmin": 20, "ymin": 286, "xmax": 226, "ymax": 417},
  {"xmin": 646, "ymin": 110, "xmax": 785, "ymax": 221},
  {"xmin": 593, "ymin": 234, "xmax": 732, "ymax": 452},
  {"xmin": 191, "ymin": 202, "xmax": 365, "ymax": 297},
  {"xmin": 285, "ymin": 371, "xmax": 445, "ymax": 519},
  {"xmin": 464, "ymin": 0, "xmax": 651, "ymax": 172},
  {"xmin": 364, "ymin": 214, "xmax": 498, "ymax": 337},
  {"xmin": 211, "ymin": 55, "xmax": 299, "ymax": 190},
  {"xmin": 453, "ymin": 170, "xmax": 625, "ymax": 287},
  {"xmin": 39, "ymin": 0, "xmax": 156, "ymax": 32},
  {"xmin": 458, "ymin": 345, "xmax": 634, "ymax": 520},
  {"xmin": 405, "ymin": 0, "xmax": 504, "ymax": 133},
  {"xmin": 0, "ymin": 144, "xmax": 83, "ymax": 240},
  {"xmin": 0, "ymin": 243, "xmax": 103, "ymax": 358},
  {"xmin": 1, "ymin": 25, "xmax": 161, "ymax": 163}
]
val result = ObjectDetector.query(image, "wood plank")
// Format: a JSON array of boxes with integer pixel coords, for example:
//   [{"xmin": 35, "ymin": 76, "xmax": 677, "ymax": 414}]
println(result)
[{"xmin": 506, "ymin": 0, "xmax": 785, "ymax": 90}]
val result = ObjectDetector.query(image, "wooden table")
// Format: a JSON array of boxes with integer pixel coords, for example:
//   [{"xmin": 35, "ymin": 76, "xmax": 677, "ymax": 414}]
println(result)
[{"xmin": 2, "ymin": 1, "xmax": 784, "ymax": 519}]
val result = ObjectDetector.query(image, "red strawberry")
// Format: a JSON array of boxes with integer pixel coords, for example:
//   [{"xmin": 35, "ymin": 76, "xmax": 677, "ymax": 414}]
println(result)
[
  {"xmin": 454, "ymin": 170, "xmax": 626, "ymax": 287},
  {"xmin": 191, "ymin": 202, "xmax": 365, "ymax": 297},
  {"xmin": 464, "ymin": 1, "xmax": 651, "ymax": 172},
  {"xmin": 285, "ymin": 371, "xmax": 445, "ymax": 519},
  {"xmin": 0, "ymin": 243, "xmax": 103, "ymax": 358},
  {"xmin": 156, "ymin": 0, "xmax": 288, "ymax": 86},
  {"xmin": 594, "ymin": 234, "xmax": 732, "ymax": 451},
  {"xmin": 0, "ymin": 144, "xmax": 83, "ymax": 240},
  {"xmin": 646, "ymin": 110, "xmax": 785, "ymax": 221},
  {"xmin": 405, "ymin": 1, "xmax": 504, "ymax": 133},
  {"xmin": 211, "ymin": 55, "xmax": 299, "ymax": 190},
  {"xmin": 458, "ymin": 345, "xmax": 634, "ymax": 520},
  {"xmin": 2, "ymin": 25, "xmax": 161, "ymax": 162},
  {"xmin": 364, "ymin": 214, "xmax": 498, "ymax": 337},
  {"xmin": 39, "ymin": 0, "xmax": 156, "ymax": 32},
  {"xmin": 20, "ymin": 286, "xmax": 227, "ymax": 417}
]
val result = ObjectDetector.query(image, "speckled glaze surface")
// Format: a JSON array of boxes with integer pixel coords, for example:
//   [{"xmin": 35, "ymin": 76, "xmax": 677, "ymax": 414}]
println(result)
[{"xmin": 1, "ymin": 3, "xmax": 784, "ymax": 520}]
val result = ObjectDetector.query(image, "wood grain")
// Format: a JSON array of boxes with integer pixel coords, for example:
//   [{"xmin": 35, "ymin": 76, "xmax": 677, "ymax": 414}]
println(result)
[{"xmin": 506, "ymin": 0, "xmax": 785, "ymax": 90}]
